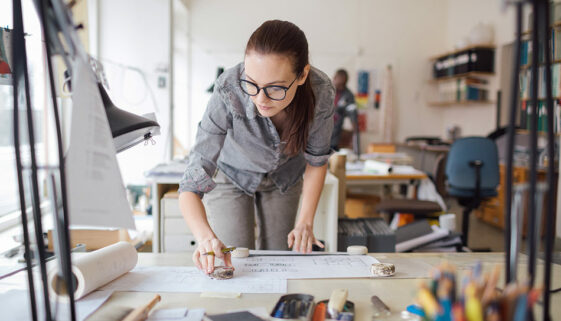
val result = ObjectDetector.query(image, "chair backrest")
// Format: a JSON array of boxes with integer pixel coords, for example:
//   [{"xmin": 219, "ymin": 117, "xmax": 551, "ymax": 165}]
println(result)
[
  {"xmin": 433, "ymin": 153, "xmax": 448, "ymax": 197},
  {"xmin": 445, "ymin": 137, "xmax": 500, "ymax": 191}
]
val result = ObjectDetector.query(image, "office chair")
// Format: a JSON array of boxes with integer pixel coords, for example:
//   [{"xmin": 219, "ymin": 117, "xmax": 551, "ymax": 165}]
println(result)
[
  {"xmin": 375, "ymin": 150, "xmax": 447, "ymax": 226},
  {"xmin": 445, "ymin": 137, "xmax": 499, "ymax": 246}
]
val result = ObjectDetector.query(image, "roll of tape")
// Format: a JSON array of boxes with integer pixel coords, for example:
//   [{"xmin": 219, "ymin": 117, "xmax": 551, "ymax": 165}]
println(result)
[
  {"xmin": 346, "ymin": 245, "xmax": 368, "ymax": 255},
  {"xmin": 231, "ymin": 247, "xmax": 249, "ymax": 258},
  {"xmin": 209, "ymin": 266, "xmax": 234, "ymax": 280},
  {"xmin": 370, "ymin": 263, "xmax": 396, "ymax": 277}
]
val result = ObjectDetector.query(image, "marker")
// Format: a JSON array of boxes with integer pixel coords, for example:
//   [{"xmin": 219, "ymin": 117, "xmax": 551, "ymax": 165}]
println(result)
[
  {"xmin": 327, "ymin": 289, "xmax": 348, "ymax": 319},
  {"xmin": 417, "ymin": 285, "xmax": 440, "ymax": 318},
  {"xmin": 406, "ymin": 304, "xmax": 426, "ymax": 318},
  {"xmin": 273, "ymin": 301, "xmax": 286, "ymax": 318},
  {"xmin": 464, "ymin": 283, "xmax": 483, "ymax": 321},
  {"xmin": 202, "ymin": 247, "xmax": 236, "ymax": 256},
  {"xmin": 312, "ymin": 302, "xmax": 326, "ymax": 321}
]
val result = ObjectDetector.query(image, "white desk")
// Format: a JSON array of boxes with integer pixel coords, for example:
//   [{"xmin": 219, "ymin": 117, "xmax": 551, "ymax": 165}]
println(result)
[
  {"xmin": 345, "ymin": 162, "xmax": 428, "ymax": 200},
  {"xmin": 89, "ymin": 252, "xmax": 561, "ymax": 321},
  {"xmin": 146, "ymin": 171, "xmax": 339, "ymax": 252}
]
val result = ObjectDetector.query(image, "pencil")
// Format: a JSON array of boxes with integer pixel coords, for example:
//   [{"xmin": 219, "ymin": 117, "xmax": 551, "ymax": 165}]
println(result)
[
  {"xmin": 202, "ymin": 247, "xmax": 236, "ymax": 256},
  {"xmin": 122, "ymin": 294, "xmax": 161, "ymax": 321}
]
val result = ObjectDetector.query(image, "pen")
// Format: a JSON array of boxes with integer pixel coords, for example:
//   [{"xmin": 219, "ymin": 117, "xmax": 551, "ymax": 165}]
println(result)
[
  {"xmin": 312, "ymin": 302, "xmax": 326, "ymax": 321},
  {"xmin": 464, "ymin": 283, "xmax": 483, "ymax": 321},
  {"xmin": 122, "ymin": 294, "xmax": 161, "ymax": 321},
  {"xmin": 371, "ymin": 296, "xmax": 391, "ymax": 317},
  {"xmin": 273, "ymin": 302, "xmax": 286, "ymax": 318},
  {"xmin": 417, "ymin": 285, "xmax": 440, "ymax": 319},
  {"xmin": 301, "ymin": 300, "xmax": 310, "ymax": 316},
  {"xmin": 202, "ymin": 247, "xmax": 236, "ymax": 256}
]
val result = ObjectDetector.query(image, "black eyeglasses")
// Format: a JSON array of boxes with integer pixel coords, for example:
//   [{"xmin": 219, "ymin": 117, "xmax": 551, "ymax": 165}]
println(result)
[{"xmin": 239, "ymin": 72, "xmax": 300, "ymax": 101}]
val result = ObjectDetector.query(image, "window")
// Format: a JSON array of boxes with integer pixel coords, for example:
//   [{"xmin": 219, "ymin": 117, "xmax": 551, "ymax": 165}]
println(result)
[{"xmin": 0, "ymin": 1, "xmax": 48, "ymax": 225}]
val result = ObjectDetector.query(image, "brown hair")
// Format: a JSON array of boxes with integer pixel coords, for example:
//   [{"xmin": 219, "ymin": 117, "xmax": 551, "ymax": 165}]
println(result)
[
  {"xmin": 335, "ymin": 69, "xmax": 349, "ymax": 83},
  {"xmin": 245, "ymin": 20, "xmax": 315, "ymax": 156}
]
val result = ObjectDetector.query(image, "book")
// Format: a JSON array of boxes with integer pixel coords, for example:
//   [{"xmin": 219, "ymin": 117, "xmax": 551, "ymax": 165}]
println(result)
[{"xmin": 395, "ymin": 220, "xmax": 449, "ymax": 252}]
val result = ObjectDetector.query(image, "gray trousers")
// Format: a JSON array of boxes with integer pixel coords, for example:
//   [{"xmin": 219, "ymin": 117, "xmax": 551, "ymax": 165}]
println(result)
[{"xmin": 203, "ymin": 170, "xmax": 303, "ymax": 250}]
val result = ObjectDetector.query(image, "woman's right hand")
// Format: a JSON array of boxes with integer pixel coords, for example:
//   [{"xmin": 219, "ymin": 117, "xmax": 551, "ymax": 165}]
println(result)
[{"xmin": 192, "ymin": 236, "xmax": 233, "ymax": 274}]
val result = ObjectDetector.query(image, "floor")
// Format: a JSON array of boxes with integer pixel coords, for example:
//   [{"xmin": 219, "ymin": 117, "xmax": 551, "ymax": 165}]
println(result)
[{"xmin": 447, "ymin": 199, "xmax": 561, "ymax": 263}]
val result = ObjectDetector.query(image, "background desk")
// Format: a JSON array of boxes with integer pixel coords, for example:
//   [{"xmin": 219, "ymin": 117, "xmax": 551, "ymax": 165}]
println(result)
[
  {"xmin": 346, "ymin": 172, "xmax": 427, "ymax": 186},
  {"xmin": 89, "ymin": 252, "xmax": 561, "ymax": 321},
  {"xmin": 396, "ymin": 144, "xmax": 449, "ymax": 178},
  {"xmin": 346, "ymin": 169, "xmax": 428, "ymax": 200},
  {"xmin": 146, "ymin": 172, "xmax": 339, "ymax": 253}
]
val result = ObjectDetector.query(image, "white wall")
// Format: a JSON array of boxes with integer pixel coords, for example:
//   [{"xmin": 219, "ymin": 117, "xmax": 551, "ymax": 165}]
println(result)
[
  {"xmin": 172, "ymin": 0, "xmax": 190, "ymax": 156},
  {"xmin": 186, "ymin": 0, "xmax": 449, "ymax": 151},
  {"xmin": 97, "ymin": 0, "xmax": 171, "ymax": 185},
  {"xmin": 442, "ymin": 0, "xmax": 516, "ymax": 137}
]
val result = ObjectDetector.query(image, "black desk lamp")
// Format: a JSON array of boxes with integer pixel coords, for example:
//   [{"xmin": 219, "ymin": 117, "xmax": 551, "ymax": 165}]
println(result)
[
  {"xmin": 11, "ymin": 0, "xmax": 161, "ymax": 320},
  {"xmin": 98, "ymin": 83, "xmax": 160, "ymax": 152}
]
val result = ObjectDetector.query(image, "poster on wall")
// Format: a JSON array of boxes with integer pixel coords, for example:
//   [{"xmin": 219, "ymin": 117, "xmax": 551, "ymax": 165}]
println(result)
[
  {"xmin": 356, "ymin": 70, "xmax": 369, "ymax": 110},
  {"xmin": 0, "ymin": 28, "xmax": 12, "ymax": 79}
]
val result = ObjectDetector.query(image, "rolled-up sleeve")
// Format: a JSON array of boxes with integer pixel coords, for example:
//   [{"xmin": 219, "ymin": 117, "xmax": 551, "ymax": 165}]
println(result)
[
  {"xmin": 178, "ymin": 90, "xmax": 232, "ymax": 197},
  {"xmin": 304, "ymin": 83, "xmax": 335, "ymax": 166}
]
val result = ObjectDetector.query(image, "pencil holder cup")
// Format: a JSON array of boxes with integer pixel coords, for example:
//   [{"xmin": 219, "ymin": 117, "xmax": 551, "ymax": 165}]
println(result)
[
  {"xmin": 318, "ymin": 299, "xmax": 355, "ymax": 321},
  {"xmin": 270, "ymin": 293, "xmax": 315, "ymax": 321}
]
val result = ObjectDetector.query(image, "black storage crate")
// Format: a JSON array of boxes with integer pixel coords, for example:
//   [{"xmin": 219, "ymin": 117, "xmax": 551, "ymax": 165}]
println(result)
[
  {"xmin": 337, "ymin": 218, "xmax": 396, "ymax": 252},
  {"xmin": 433, "ymin": 47, "xmax": 494, "ymax": 78}
]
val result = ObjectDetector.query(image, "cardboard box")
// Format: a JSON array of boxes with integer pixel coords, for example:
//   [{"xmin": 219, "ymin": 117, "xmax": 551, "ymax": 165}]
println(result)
[
  {"xmin": 47, "ymin": 229, "xmax": 132, "ymax": 251},
  {"xmin": 345, "ymin": 194, "xmax": 382, "ymax": 218}
]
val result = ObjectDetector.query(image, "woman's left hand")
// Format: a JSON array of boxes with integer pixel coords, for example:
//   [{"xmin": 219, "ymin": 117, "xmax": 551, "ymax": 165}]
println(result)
[{"xmin": 288, "ymin": 222, "xmax": 324, "ymax": 253}]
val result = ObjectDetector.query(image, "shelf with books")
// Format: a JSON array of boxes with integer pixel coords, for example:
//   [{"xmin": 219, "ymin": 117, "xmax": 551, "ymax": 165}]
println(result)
[
  {"xmin": 517, "ymin": 99, "xmax": 561, "ymax": 135},
  {"xmin": 429, "ymin": 46, "xmax": 495, "ymax": 108},
  {"xmin": 516, "ymin": 129, "xmax": 561, "ymax": 137},
  {"xmin": 429, "ymin": 44, "xmax": 495, "ymax": 61},
  {"xmin": 521, "ymin": 21, "xmax": 561, "ymax": 36},
  {"xmin": 427, "ymin": 71, "xmax": 495, "ymax": 83},
  {"xmin": 520, "ymin": 60, "xmax": 561, "ymax": 70},
  {"xmin": 428, "ymin": 100, "xmax": 494, "ymax": 107},
  {"xmin": 518, "ymin": 19, "xmax": 561, "ymax": 136},
  {"xmin": 520, "ymin": 97, "xmax": 561, "ymax": 101}
]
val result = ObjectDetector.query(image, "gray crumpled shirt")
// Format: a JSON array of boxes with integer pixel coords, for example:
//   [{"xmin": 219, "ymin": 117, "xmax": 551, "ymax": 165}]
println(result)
[{"xmin": 178, "ymin": 62, "xmax": 335, "ymax": 197}]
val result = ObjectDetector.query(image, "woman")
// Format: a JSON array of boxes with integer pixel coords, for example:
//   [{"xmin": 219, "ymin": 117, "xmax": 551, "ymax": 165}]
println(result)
[{"xmin": 178, "ymin": 20, "xmax": 335, "ymax": 274}]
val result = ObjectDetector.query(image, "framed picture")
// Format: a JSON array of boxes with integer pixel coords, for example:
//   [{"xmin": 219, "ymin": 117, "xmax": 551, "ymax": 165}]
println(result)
[{"xmin": 0, "ymin": 28, "xmax": 12, "ymax": 76}]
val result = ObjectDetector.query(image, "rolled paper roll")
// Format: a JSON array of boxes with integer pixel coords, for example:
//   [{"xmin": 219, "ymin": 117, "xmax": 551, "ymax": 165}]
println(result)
[
  {"xmin": 346, "ymin": 245, "xmax": 368, "ymax": 255},
  {"xmin": 231, "ymin": 247, "xmax": 249, "ymax": 258},
  {"xmin": 364, "ymin": 160, "xmax": 393, "ymax": 174},
  {"xmin": 47, "ymin": 241, "xmax": 138, "ymax": 301},
  {"xmin": 371, "ymin": 263, "xmax": 396, "ymax": 277}
]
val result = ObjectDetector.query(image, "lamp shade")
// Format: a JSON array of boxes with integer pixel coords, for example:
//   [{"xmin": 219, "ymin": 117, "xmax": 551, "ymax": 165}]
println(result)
[{"xmin": 98, "ymin": 84, "xmax": 160, "ymax": 153}]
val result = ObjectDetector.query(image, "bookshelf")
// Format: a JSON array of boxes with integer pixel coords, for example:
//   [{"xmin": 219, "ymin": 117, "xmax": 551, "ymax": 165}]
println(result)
[
  {"xmin": 516, "ymin": 129, "xmax": 561, "ymax": 137},
  {"xmin": 428, "ymin": 71, "xmax": 495, "ymax": 83},
  {"xmin": 428, "ymin": 46, "xmax": 495, "ymax": 107},
  {"xmin": 429, "ymin": 44, "xmax": 495, "ymax": 61},
  {"xmin": 518, "ymin": 21, "xmax": 561, "ymax": 135},
  {"xmin": 428, "ymin": 100, "xmax": 495, "ymax": 107}
]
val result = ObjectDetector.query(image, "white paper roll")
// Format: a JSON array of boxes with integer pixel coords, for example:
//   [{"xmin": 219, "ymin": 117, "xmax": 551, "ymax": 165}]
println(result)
[
  {"xmin": 48, "ymin": 241, "xmax": 137, "ymax": 301},
  {"xmin": 346, "ymin": 245, "xmax": 368, "ymax": 255},
  {"xmin": 364, "ymin": 160, "xmax": 393, "ymax": 174},
  {"xmin": 231, "ymin": 247, "xmax": 249, "ymax": 258}
]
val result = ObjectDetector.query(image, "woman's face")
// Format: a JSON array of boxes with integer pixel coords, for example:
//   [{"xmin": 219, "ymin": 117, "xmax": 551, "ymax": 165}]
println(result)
[{"xmin": 243, "ymin": 51, "xmax": 308, "ymax": 118}]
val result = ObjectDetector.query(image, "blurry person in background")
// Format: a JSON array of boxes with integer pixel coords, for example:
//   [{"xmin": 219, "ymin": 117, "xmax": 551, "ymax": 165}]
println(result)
[{"xmin": 330, "ymin": 69, "xmax": 359, "ymax": 154}]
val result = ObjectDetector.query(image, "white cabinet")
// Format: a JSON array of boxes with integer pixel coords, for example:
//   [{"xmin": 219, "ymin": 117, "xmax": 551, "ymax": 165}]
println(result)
[
  {"xmin": 148, "ymin": 172, "xmax": 339, "ymax": 253},
  {"xmin": 160, "ymin": 193, "xmax": 198, "ymax": 252}
]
